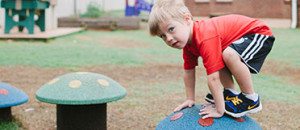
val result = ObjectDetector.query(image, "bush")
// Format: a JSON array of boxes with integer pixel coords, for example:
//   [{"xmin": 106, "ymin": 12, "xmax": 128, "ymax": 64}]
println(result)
[{"xmin": 80, "ymin": 3, "xmax": 103, "ymax": 18}]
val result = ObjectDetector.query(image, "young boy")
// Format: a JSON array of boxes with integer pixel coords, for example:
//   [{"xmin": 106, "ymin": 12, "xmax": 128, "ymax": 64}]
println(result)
[{"xmin": 148, "ymin": 0, "xmax": 275, "ymax": 118}]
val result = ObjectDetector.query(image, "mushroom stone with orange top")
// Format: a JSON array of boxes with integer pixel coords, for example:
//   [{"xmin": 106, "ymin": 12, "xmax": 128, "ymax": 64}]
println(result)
[
  {"xmin": 35, "ymin": 72, "xmax": 127, "ymax": 130},
  {"xmin": 156, "ymin": 104, "xmax": 262, "ymax": 130},
  {"xmin": 0, "ymin": 82, "xmax": 28, "ymax": 121}
]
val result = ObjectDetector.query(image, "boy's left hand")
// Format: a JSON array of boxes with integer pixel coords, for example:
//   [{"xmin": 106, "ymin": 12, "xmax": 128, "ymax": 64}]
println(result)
[{"xmin": 199, "ymin": 104, "xmax": 223, "ymax": 119}]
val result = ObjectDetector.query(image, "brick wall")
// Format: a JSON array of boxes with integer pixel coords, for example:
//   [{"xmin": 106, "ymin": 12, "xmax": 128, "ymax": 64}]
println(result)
[{"xmin": 185, "ymin": 0, "xmax": 291, "ymax": 18}]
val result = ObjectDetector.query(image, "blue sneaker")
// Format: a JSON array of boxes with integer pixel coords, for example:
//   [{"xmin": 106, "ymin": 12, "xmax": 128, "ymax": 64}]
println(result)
[
  {"xmin": 225, "ymin": 93, "xmax": 262, "ymax": 117},
  {"xmin": 205, "ymin": 89, "xmax": 238, "ymax": 104}
]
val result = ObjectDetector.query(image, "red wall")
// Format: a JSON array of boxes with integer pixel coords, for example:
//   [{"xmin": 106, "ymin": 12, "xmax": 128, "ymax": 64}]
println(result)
[{"xmin": 185, "ymin": 0, "xmax": 292, "ymax": 18}]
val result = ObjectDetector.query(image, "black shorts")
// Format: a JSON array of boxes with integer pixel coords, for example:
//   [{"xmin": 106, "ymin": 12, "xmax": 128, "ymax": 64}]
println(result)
[{"xmin": 229, "ymin": 34, "xmax": 275, "ymax": 74}]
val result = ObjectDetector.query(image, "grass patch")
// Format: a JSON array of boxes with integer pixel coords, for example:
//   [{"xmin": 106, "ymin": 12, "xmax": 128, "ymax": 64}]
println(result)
[
  {"xmin": 270, "ymin": 28, "xmax": 300, "ymax": 66},
  {"xmin": 0, "ymin": 30, "xmax": 180, "ymax": 68},
  {"xmin": 0, "ymin": 121, "xmax": 19, "ymax": 130},
  {"xmin": 0, "ymin": 28, "xmax": 299, "ymax": 105},
  {"xmin": 253, "ymin": 74, "xmax": 300, "ymax": 104},
  {"xmin": 0, "ymin": 29, "xmax": 298, "ymax": 68},
  {"xmin": 0, "ymin": 40, "xmax": 144, "ymax": 67}
]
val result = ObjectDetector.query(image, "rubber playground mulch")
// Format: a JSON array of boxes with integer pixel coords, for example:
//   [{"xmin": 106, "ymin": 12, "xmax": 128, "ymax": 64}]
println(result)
[{"xmin": 0, "ymin": 61, "xmax": 300, "ymax": 130}]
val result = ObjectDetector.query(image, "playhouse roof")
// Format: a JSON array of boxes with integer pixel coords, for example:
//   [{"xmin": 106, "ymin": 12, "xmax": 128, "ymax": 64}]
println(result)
[
  {"xmin": 35, "ymin": 72, "xmax": 127, "ymax": 105},
  {"xmin": 0, "ymin": 82, "xmax": 28, "ymax": 108}
]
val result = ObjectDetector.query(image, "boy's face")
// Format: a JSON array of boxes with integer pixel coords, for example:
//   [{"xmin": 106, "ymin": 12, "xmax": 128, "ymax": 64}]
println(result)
[{"xmin": 157, "ymin": 19, "xmax": 192, "ymax": 49}]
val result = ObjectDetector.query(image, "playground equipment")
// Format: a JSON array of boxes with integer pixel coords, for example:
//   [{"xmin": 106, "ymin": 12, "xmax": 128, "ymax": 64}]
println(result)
[
  {"xmin": 36, "ymin": 72, "xmax": 127, "ymax": 130},
  {"xmin": 156, "ymin": 104, "xmax": 262, "ymax": 130},
  {"xmin": 125, "ymin": 0, "xmax": 153, "ymax": 16},
  {"xmin": 0, "ymin": 0, "xmax": 50, "ymax": 34},
  {"xmin": 0, "ymin": 82, "xmax": 28, "ymax": 121}
]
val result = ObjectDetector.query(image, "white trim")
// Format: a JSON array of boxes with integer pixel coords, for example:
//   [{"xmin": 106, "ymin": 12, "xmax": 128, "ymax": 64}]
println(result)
[
  {"xmin": 195, "ymin": 0, "xmax": 210, "ymax": 3},
  {"xmin": 216, "ymin": 0, "xmax": 233, "ymax": 2},
  {"xmin": 291, "ymin": 0, "xmax": 298, "ymax": 28}
]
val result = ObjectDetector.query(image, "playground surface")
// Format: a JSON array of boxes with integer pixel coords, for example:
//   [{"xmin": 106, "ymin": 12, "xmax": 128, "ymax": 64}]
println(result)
[
  {"xmin": 1, "ymin": 63, "xmax": 299, "ymax": 129},
  {"xmin": 0, "ymin": 21, "xmax": 299, "ymax": 129}
]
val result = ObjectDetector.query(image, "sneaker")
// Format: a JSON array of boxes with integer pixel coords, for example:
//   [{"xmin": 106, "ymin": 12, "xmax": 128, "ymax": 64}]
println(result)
[
  {"xmin": 205, "ymin": 89, "xmax": 238, "ymax": 104},
  {"xmin": 224, "ymin": 93, "xmax": 262, "ymax": 117}
]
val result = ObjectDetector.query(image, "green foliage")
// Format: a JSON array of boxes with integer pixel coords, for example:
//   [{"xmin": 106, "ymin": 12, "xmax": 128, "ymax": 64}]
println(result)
[
  {"xmin": 101, "ymin": 10, "xmax": 124, "ymax": 18},
  {"xmin": 0, "ymin": 121, "xmax": 19, "ymax": 130},
  {"xmin": 80, "ymin": 3, "xmax": 103, "ymax": 18}
]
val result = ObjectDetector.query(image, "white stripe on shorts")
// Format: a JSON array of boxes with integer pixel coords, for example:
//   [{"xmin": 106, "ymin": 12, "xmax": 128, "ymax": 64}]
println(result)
[
  {"xmin": 244, "ymin": 35, "xmax": 264, "ymax": 61},
  {"xmin": 243, "ymin": 35, "xmax": 264, "ymax": 60},
  {"xmin": 241, "ymin": 34, "xmax": 267, "ymax": 62},
  {"xmin": 245, "ymin": 36, "xmax": 269, "ymax": 62},
  {"xmin": 241, "ymin": 34, "xmax": 259, "ymax": 58}
]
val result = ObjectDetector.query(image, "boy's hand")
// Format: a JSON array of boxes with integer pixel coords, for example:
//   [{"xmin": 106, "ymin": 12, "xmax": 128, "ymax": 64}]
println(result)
[
  {"xmin": 199, "ymin": 104, "xmax": 224, "ymax": 119},
  {"xmin": 173, "ymin": 99, "xmax": 195, "ymax": 112}
]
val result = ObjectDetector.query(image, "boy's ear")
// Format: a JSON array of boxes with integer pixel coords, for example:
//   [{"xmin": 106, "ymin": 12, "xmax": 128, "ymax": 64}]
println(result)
[{"xmin": 183, "ymin": 13, "xmax": 192, "ymax": 22}]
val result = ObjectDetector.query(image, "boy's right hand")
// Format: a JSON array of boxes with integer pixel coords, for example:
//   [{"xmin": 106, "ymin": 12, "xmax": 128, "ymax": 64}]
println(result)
[{"xmin": 173, "ymin": 99, "xmax": 195, "ymax": 112}]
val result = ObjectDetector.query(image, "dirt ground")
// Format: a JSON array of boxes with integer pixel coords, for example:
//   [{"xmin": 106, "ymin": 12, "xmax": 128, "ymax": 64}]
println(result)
[{"xmin": 0, "ymin": 61, "xmax": 299, "ymax": 130}]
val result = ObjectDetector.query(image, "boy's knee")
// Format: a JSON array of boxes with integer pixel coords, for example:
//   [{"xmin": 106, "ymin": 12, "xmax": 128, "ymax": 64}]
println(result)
[{"xmin": 222, "ymin": 48, "xmax": 239, "ymax": 63}]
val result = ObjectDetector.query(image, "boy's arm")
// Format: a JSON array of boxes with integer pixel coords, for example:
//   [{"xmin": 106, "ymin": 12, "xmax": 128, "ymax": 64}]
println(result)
[
  {"xmin": 174, "ymin": 68, "xmax": 196, "ymax": 112},
  {"xmin": 184, "ymin": 69, "xmax": 196, "ymax": 100},
  {"xmin": 200, "ymin": 71, "xmax": 225, "ymax": 118}
]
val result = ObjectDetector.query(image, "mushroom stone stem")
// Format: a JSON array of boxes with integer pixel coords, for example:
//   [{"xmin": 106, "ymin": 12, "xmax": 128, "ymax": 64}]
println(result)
[
  {"xmin": 0, "ymin": 107, "xmax": 12, "ymax": 121},
  {"xmin": 57, "ymin": 103, "xmax": 107, "ymax": 130}
]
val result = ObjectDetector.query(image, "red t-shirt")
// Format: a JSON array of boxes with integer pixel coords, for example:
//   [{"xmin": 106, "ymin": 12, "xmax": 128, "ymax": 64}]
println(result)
[{"xmin": 183, "ymin": 14, "xmax": 273, "ymax": 75}]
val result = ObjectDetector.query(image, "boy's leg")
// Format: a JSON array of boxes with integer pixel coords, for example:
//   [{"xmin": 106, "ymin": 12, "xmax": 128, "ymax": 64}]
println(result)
[
  {"xmin": 219, "ymin": 67, "xmax": 235, "ymax": 90},
  {"xmin": 222, "ymin": 34, "xmax": 274, "ymax": 117},
  {"xmin": 204, "ymin": 67, "xmax": 239, "ymax": 103},
  {"xmin": 222, "ymin": 47, "xmax": 254, "ymax": 94},
  {"xmin": 222, "ymin": 46, "xmax": 262, "ymax": 117}
]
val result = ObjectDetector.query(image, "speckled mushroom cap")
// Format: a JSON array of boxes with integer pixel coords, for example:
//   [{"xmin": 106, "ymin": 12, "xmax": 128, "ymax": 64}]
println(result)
[
  {"xmin": 35, "ymin": 72, "xmax": 127, "ymax": 105},
  {"xmin": 0, "ymin": 82, "xmax": 28, "ymax": 108},
  {"xmin": 156, "ymin": 104, "xmax": 262, "ymax": 130}
]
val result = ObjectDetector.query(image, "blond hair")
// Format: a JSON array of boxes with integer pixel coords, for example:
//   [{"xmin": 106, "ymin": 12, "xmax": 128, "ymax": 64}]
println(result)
[{"xmin": 148, "ymin": 0, "xmax": 191, "ymax": 36}]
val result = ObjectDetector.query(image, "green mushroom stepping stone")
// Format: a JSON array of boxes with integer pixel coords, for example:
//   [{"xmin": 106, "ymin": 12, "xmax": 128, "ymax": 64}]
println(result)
[{"xmin": 36, "ymin": 72, "xmax": 127, "ymax": 130}]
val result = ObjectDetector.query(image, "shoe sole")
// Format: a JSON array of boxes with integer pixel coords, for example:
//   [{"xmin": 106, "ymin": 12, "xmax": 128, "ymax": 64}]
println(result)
[{"xmin": 225, "ymin": 102, "xmax": 263, "ymax": 118}]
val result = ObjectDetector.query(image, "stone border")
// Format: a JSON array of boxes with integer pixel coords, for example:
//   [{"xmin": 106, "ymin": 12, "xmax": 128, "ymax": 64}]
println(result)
[{"xmin": 58, "ymin": 17, "xmax": 140, "ymax": 30}]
